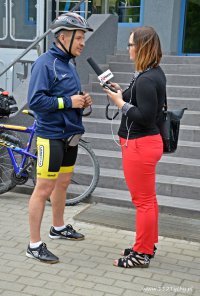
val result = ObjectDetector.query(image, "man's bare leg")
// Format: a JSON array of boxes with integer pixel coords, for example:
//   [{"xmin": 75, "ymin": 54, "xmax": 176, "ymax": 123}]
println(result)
[
  {"xmin": 49, "ymin": 172, "xmax": 84, "ymax": 240},
  {"xmin": 50, "ymin": 172, "xmax": 72, "ymax": 226},
  {"xmin": 28, "ymin": 178, "xmax": 56, "ymax": 242}
]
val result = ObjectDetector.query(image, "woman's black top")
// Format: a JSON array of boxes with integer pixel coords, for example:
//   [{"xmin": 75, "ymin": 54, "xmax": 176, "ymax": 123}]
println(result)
[{"xmin": 118, "ymin": 66, "xmax": 166, "ymax": 139}]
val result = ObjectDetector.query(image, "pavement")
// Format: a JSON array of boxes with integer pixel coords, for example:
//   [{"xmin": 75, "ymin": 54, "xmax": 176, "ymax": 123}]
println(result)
[{"xmin": 0, "ymin": 192, "xmax": 199, "ymax": 296}]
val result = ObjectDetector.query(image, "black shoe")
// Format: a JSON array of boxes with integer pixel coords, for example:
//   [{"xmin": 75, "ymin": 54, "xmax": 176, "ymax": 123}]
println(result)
[
  {"xmin": 115, "ymin": 251, "xmax": 150, "ymax": 268},
  {"xmin": 49, "ymin": 224, "xmax": 85, "ymax": 240},
  {"xmin": 26, "ymin": 242, "xmax": 59, "ymax": 264},
  {"xmin": 122, "ymin": 245, "xmax": 157, "ymax": 259}
]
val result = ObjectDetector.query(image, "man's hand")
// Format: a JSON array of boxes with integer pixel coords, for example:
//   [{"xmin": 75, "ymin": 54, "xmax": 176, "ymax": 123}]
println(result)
[
  {"xmin": 71, "ymin": 94, "xmax": 86, "ymax": 108},
  {"xmin": 71, "ymin": 93, "xmax": 92, "ymax": 109},
  {"xmin": 82, "ymin": 93, "xmax": 92, "ymax": 108}
]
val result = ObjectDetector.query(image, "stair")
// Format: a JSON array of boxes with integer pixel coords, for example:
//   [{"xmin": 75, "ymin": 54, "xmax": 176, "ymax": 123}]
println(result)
[{"xmin": 83, "ymin": 53, "xmax": 200, "ymax": 218}]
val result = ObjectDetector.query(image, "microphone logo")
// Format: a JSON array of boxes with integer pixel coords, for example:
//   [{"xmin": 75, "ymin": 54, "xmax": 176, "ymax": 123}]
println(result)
[{"xmin": 98, "ymin": 69, "xmax": 114, "ymax": 84}]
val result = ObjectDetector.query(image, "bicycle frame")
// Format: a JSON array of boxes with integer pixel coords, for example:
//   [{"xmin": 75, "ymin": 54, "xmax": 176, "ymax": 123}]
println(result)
[{"xmin": 0, "ymin": 112, "xmax": 37, "ymax": 177}]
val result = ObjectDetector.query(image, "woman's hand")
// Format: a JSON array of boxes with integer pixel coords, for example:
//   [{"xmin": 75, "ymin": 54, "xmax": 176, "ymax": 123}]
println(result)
[
  {"xmin": 103, "ymin": 88, "xmax": 125, "ymax": 109},
  {"xmin": 109, "ymin": 82, "xmax": 122, "ymax": 92}
]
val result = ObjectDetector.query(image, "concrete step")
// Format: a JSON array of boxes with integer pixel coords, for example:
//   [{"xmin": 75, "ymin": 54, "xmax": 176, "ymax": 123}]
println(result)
[
  {"xmin": 83, "ymin": 118, "xmax": 200, "ymax": 141},
  {"xmin": 96, "ymin": 167, "xmax": 200, "ymax": 200},
  {"xmin": 89, "ymin": 72, "xmax": 200, "ymax": 87},
  {"xmin": 107, "ymin": 54, "xmax": 200, "ymax": 64},
  {"xmin": 83, "ymin": 133, "xmax": 200, "ymax": 159},
  {"xmin": 22, "ymin": 160, "xmax": 197, "ymax": 202},
  {"xmin": 89, "ymin": 105, "xmax": 200, "ymax": 126},
  {"xmin": 87, "ymin": 187, "xmax": 200, "ymax": 219},
  {"xmin": 89, "ymin": 149, "xmax": 200, "ymax": 179},
  {"xmin": 167, "ymin": 97, "xmax": 200, "ymax": 111},
  {"xmin": 90, "ymin": 92, "xmax": 200, "ymax": 111},
  {"xmin": 84, "ymin": 132, "xmax": 200, "ymax": 159},
  {"xmin": 106, "ymin": 62, "xmax": 200, "ymax": 75},
  {"xmin": 12, "ymin": 165, "xmax": 200, "ymax": 202},
  {"xmin": 91, "ymin": 81, "xmax": 200, "ymax": 98}
]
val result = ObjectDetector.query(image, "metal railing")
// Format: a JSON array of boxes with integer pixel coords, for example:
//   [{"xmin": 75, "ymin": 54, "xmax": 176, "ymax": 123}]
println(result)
[{"xmin": 0, "ymin": 0, "xmax": 86, "ymax": 79}]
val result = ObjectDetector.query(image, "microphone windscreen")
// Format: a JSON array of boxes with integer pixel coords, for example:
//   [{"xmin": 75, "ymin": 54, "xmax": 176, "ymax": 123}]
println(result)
[{"xmin": 87, "ymin": 57, "xmax": 103, "ymax": 76}]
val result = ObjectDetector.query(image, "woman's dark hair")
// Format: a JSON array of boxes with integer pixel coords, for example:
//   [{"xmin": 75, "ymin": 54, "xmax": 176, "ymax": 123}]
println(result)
[{"xmin": 131, "ymin": 26, "xmax": 162, "ymax": 71}]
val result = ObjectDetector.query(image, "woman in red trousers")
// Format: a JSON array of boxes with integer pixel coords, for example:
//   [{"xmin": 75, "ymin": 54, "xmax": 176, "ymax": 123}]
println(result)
[{"xmin": 104, "ymin": 26, "xmax": 166, "ymax": 268}]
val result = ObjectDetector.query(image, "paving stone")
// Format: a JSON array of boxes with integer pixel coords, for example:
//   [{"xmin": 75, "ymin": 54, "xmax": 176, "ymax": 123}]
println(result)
[
  {"xmin": 171, "ymin": 271, "xmax": 200, "ymax": 282},
  {"xmin": 12, "ymin": 268, "xmax": 39, "ymax": 278},
  {"xmin": 182, "ymin": 280, "xmax": 200, "ymax": 290},
  {"xmin": 94, "ymin": 283, "xmax": 124, "ymax": 295},
  {"xmin": 65, "ymin": 271, "xmax": 87, "ymax": 280},
  {"xmin": 152, "ymin": 274, "xmax": 182, "ymax": 285},
  {"xmin": 76, "ymin": 267, "xmax": 105, "ymax": 276},
  {"xmin": 37, "ymin": 272, "xmax": 67, "ymax": 283},
  {"xmin": 114, "ymin": 280, "xmax": 144, "ymax": 291},
  {"xmin": 22, "ymin": 286, "xmax": 53, "ymax": 296},
  {"xmin": 0, "ymin": 281, "xmax": 25, "ymax": 292},
  {"xmin": 123, "ymin": 291, "xmax": 150, "ymax": 296},
  {"xmin": 86, "ymin": 275, "xmax": 115, "ymax": 285},
  {"xmin": 72, "ymin": 287, "xmax": 104, "ymax": 296},
  {"xmin": 17, "ymin": 276, "xmax": 46, "ymax": 287},
  {"xmin": 0, "ymin": 272, "xmax": 19, "ymax": 282},
  {"xmin": 1, "ymin": 292, "xmax": 33, "ymax": 296},
  {"xmin": 43, "ymin": 281, "xmax": 76, "ymax": 294}
]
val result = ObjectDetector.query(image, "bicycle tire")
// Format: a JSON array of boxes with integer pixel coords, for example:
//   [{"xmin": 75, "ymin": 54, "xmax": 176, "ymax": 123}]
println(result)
[
  {"xmin": 0, "ymin": 131, "xmax": 24, "ymax": 194},
  {"xmin": 66, "ymin": 140, "xmax": 100, "ymax": 205}
]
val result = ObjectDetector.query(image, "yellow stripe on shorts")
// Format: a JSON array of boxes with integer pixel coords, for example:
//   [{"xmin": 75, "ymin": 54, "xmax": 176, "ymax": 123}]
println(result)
[
  {"xmin": 59, "ymin": 166, "xmax": 74, "ymax": 173},
  {"xmin": 37, "ymin": 137, "xmax": 57, "ymax": 179}
]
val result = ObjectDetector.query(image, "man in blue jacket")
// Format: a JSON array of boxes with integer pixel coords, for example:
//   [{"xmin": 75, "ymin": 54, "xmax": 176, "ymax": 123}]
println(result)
[{"xmin": 26, "ymin": 12, "xmax": 93, "ymax": 263}]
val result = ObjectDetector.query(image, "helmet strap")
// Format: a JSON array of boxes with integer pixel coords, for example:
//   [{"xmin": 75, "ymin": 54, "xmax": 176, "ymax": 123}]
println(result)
[
  {"xmin": 56, "ymin": 34, "xmax": 75, "ymax": 58},
  {"xmin": 69, "ymin": 30, "xmax": 76, "ymax": 56}
]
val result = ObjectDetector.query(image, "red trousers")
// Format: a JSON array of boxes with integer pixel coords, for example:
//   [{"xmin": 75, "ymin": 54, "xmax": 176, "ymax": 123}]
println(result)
[{"xmin": 120, "ymin": 135, "xmax": 163, "ymax": 255}]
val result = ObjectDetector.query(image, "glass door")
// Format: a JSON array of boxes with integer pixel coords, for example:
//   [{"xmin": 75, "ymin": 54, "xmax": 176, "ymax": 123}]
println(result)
[{"xmin": 9, "ymin": 0, "xmax": 37, "ymax": 42}]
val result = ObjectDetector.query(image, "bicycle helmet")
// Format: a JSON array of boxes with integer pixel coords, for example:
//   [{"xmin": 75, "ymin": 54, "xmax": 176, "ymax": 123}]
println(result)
[{"xmin": 51, "ymin": 12, "xmax": 93, "ymax": 34}]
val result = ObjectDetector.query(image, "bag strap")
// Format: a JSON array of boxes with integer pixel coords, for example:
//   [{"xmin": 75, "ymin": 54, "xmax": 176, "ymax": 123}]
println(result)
[{"xmin": 163, "ymin": 92, "xmax": 168, "ymax": 113}]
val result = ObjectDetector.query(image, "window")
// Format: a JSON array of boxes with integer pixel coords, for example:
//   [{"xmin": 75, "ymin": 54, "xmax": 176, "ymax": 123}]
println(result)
[
  {"xmin": 183, "ymin": 0, "xmax": 200, "ymax": 54},
  {"xmin": 25, "ymin": 0, "xmax": 37, "ymax": 24},
  {"xmin": 0, "ymin": 0, "xmax": 8, "ymax": 40},
  {"xmin": 110, "ymin": 0, "xmax": 141, "ymax": 23}
]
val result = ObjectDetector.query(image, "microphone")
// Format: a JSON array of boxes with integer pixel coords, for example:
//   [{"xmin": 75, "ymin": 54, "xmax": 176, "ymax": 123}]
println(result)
[{"xmin": 87, "ymin": 57, "xmax": 117, "ymax": 93}]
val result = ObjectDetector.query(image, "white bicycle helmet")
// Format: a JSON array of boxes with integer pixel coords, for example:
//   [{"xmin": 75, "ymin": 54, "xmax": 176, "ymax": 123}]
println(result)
[{"xmin": 51, "ymin": 12, "xmax": 93, "ymax": 34}]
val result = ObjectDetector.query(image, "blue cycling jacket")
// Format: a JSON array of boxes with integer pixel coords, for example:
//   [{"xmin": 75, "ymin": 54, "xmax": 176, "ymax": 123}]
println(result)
[{"xmin": 27, "ymin": 43, "xmax": 84, "ymax": 139}]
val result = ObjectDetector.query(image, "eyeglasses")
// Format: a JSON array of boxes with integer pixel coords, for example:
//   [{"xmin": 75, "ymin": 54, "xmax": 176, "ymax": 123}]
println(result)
[{"xmin": 127, "ymin": 43, "xmax": 136, "ymax": 50}]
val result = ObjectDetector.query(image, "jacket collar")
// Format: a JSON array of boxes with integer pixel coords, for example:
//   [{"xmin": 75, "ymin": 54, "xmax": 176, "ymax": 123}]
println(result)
[{"xmin": 49, "ymin": 43, "xmax": 72, "ymax": 62}]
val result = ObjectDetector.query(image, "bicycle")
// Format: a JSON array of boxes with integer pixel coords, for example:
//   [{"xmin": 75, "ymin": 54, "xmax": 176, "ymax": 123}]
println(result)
[{"xmin": 0, "ymin": 110, "xmax": 100, "ymax": 205}]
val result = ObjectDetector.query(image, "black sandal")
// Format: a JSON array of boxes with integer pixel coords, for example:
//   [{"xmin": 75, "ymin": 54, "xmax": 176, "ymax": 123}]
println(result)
[
  {"xmin": 122, "ymin": 245, "xmax": 157, "ymax": 258},
  {"xmin": 114, "ymin": 251, "xmax": 150, "ymax": 268}
]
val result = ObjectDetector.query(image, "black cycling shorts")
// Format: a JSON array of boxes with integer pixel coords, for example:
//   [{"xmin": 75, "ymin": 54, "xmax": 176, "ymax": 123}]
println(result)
[{"xmin": 36, "ymin": 137, "xmax": 78, "ymax": 179}]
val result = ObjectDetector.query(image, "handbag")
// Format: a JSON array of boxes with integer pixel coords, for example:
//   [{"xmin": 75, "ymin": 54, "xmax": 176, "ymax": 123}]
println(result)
[{"xmin": 158, "ymin": 95, "xmax": 187, "ymax": 153}]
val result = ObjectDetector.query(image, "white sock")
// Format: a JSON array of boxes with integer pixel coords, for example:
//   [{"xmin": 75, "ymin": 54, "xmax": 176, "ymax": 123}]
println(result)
[
  {"xmin": 53, "ymin": 225, "xmax": 65, "ymax": 231},
  {"xmin": 30, "ymin": 241, "xmax": 43, "ymax": 248}
]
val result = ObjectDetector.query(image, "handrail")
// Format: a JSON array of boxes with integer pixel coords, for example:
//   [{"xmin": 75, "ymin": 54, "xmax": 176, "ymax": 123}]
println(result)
[{"xmin": 0, "ymin": 0, "xmax": 86, "ymax": 78}]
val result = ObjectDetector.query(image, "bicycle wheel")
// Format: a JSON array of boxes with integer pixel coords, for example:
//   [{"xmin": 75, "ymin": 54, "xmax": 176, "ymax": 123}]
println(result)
[
  {"xmin": 66, "ymin": 140, "xmax": 100, "ymax": 206},
  {"xmin": 0, "ymin": 131, "xmax": 24, "ymax": 194}
]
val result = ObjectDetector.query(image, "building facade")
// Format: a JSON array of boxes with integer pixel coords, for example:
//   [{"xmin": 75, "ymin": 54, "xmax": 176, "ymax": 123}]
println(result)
[{"xmin": 0, "ymin": 0, "xmax": 199, "ymax": 55}]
